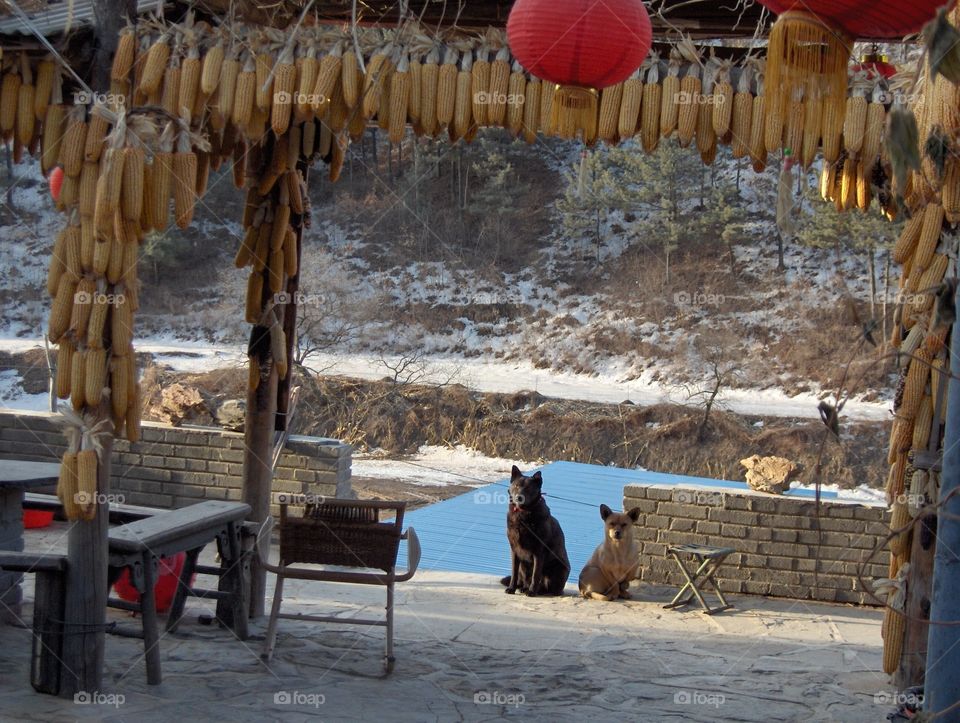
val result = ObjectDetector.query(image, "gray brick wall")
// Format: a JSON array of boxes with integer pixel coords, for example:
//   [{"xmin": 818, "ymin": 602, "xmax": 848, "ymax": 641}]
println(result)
[
  {"xmin": 623, "ymin": 484, "xmax": 889, "ymax": 605},
  {"xmin": 0, "ymin": 409, "xmax": 352, "ymax": 516}
]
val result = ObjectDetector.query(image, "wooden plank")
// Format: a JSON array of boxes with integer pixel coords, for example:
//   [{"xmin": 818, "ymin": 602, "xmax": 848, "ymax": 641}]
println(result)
[
  {"xmin": 107, "ymin": 501, "xmax": 251, "ymax": 552},
  {"xmin": 0, "ymin": 552, "xmax": 67, "ymax": 572}
]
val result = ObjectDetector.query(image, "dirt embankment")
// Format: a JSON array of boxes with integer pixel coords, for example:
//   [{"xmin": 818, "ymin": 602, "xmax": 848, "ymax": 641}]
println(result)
[{"xmin": 137, "ymin": 364, "xmax": 888, "ymax": 490}]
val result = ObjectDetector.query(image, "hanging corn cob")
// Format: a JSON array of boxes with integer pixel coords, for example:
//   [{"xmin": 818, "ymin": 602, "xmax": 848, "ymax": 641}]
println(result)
[
  {"xmin": 659, "ymin": 50, "xmax": 681, "ymax": 138},
  {"xmin": 420, "ymin": 47, "xmax": 440, "ymax": 136},
  {"xmin": 471, "ymin": 47, "xmax": 491, "ymax": 128},
  {"xmin": 618, "ymin": 68, "xmax": 643, "ymax": 141},
  {"xmin": 597, "ymin": 81, "xmax": 623, "ymax": 144},
  {"xmin": 505, "ymin": 61, "xmax": 526, "ymax": 137},
  {"xmin": 730, "ymin": 63, "xmax": 753, "ymax": 159},
  {"xmin": 487, "ymin": 46, "xmax": 511, "ymax": 127},
  {"xmin": 843, "ymin": 75, "xmax": 870, "ymax": 155},
  {"xmin": 640, "ymin": 57, "xmax": 661, "ymax": 154},
  {"xmin": 711, "ymin": 59, "xmax": 733, "ymax": 139}
]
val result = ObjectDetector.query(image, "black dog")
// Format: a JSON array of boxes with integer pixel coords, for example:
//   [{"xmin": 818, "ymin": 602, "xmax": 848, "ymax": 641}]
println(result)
[{"xmin": 499, "ymin": 466, "xmax": 570, "ymax": 596}]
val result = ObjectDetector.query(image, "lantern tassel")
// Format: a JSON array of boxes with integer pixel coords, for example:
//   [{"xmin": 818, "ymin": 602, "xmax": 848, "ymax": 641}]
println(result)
[
  {"xmin": 766, "ymin": 11, "xmax": 851, "ymax": 154},
  {"xmin": 550, "ymin": 85, "xmax": 599, "ymax": 144}
]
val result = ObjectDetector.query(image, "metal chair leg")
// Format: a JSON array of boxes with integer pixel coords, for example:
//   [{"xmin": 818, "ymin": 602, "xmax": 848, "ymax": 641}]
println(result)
[{"xmin": 384, "ymin": 582, "xmax": 395, "ymax": 674}]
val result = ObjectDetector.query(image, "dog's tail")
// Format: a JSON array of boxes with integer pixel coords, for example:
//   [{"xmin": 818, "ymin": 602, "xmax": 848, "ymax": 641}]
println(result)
[{"xmin": 499, "ymin": 575, "xmax": 511, "ymax": 587}]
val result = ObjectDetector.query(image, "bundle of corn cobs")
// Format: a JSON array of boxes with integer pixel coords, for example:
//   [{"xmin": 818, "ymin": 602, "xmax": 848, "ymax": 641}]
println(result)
[{"xmin": 879, "ymin": 7, "xmax": 960, "ymax": 675}]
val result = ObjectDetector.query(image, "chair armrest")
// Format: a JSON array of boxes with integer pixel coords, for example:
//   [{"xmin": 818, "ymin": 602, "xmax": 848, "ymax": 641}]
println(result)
[{"xmin": 395, "ymin": 528, "xmax": 421, "ymax": 583}]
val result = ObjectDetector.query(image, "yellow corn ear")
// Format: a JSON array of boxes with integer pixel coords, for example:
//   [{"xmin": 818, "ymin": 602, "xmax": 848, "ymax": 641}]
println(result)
[
  {"xmin": 70, "ymin": 348, "xmax": 86, "ymax": 410},
  {"xmin": 76, "ymin": 449, "xmax": 98, "ymax": 520},
  {"xmin": 48, "ymin": 274, "xmax": 77, "ymax": 342},
  {"xmin": 34, "ymin": 59, "xmax": 55, "ymax": 120},
  {"xmin": 295, "ymin": 53, "xmax": 319, "ymax": 122},
  {"xmin": 59, "ymin": 110, "xmax": 87, "ymax": 177},
  {"xmin": 800, "ymin": 93, "xmax": 822, "ymax": 169},
  {"xmin": 420, "ymin": 56, "xmax": 439, "ymax": 136},
  {"xmin": 882, "ymin": 607, "xmax": 905, "ymax": 674},
  {"xmin": 341, "ymin": 48, "xmax": 360, "ymax": 108},
  {"xmin": 453, "ymin": 67, "xmax": 472, "ymax": 140},
  {"xmin": 84, "ymin": 348, "xmax": 106, "ymax": 409},
  {"xmin": 711, "ymin": 80, "xmax": 733, "ymax": 137},
  {"xmin": 255, "ymin": 52, "xmax": 274, "ymax": 111},
  {"xmin": 820, "ymin": 96, "xmax": 844, "ymax": 163},
  {"xmin": 121, "ymin": 146, "xmax": 145, "ymax": 221},
  {"xmin": 111, "ymin": 293, "xmax": 133, "ymax": 350},
  {"xmin": 506, "ymin": 66, "xmax": 526, "ymax": 136},
  {"xmin": 16, "ymin": 82, "xmax": 35, "ymax": 146},
  {"xmin": 730, "ymin": 92, "xmax": 753, "ymax": 159},
  {"xmin": 172, "ymin": 152, "xmax": 197, "ymax": 229},
  {"xmin": 139, "ymin": 37, "xmax": 170, "ymax": 96},
  {"xmin": 862, "ymin": 100, "xmax": 885, "ymax": 170},
  {"xmin": 487, "ymin": 51, "xmax": 510, "ymax": 127},
  {"xmin": 436, "ymin": 58, "xmax": 457, "ymax": 128},
  {"xmin": 522, "ymin": 77, "xmax": 541, "ymax": 143},
  {"xmin": 69, "ymin": 276, "xmax": 96, "ymax": 338},
  {"xmin": 246, "ymin": 271, "xmax": 264, "ymax": 323},
  {"xmin": 201, "ymin": 42, "xmax": 225, "ymax": 95},
  {"xmin": 41, "ymin": 103, "xmax": 64, "ymax": 174},
  {"xmin": 843, "ymin": 94, "xmax": 868, "ymax": 154},
  {"xmin": 0, "ymin": 70, "xmax": 21, "ymax": 133},
  {"xmin": 471, "ymin": 53, "xmax": 490, "ymax": 127},
  {"xmin": 914, "ymin": 203, "xmax": 945, "ymax": 271},
  {"xmin": 58, "ymin": 452, "xmax": 80, "ymax": 519},
  {"xmin": 56, "ymin": 341, "xmax": 74, "ymax": 399},
  {"xmin": 87, "ymin": 289, "xmax": 108, "ymax": 349},
  {"xmin": 389, "ymin": 65, "xmax": 411, "ymax": 144},
  {"xmin": 597, "ymin": 82, "xmax": 623, "ymax": 144},
  {"xmin": 271, "ymin": 61, "xmax": 296, "ymax": 136},
  {"xmin": 676, "ymin": 72, "xmax": 699, "ymax": 147},
  {"xmin": 640, "ymin": 80, "xmax": 661, "ymax": 153}
]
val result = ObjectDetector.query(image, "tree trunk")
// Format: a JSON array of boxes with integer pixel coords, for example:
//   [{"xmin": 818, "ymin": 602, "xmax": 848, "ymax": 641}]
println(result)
[
  {"xmin": 867, "ymin": 245, "xmax": 877, "ymax": 321},
  {"xmin": 777, "ymin": 232, "xmax": 786, "ymax": 272}
]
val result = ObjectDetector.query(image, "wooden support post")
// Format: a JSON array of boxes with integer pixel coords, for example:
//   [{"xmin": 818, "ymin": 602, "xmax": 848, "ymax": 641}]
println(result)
[
  {"xmin": 926, "ymin": 298, "xmax": 960, "ymax": 715},
  {"xmin": 59, "ymin": 432, "xmax": 111, "ymax": 697},
  {"xmin": 896, "ymin": 512, "xmax": 937, "ymax": 689},
  {"xmin": 243, "ymin": 357, "xmax": 277, "ymax": 619}
]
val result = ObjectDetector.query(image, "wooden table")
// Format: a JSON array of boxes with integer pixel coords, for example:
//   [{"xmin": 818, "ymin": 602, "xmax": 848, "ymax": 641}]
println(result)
[{"xmin": 0, "ymin": 461, "xmax": 60, "ymax": 622}]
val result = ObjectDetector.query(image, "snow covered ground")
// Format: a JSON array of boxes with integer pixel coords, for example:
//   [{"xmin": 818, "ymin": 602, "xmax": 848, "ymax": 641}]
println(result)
[{"xmin": 0, "ymin": 336, "xmax": 890, "ymax": 421}]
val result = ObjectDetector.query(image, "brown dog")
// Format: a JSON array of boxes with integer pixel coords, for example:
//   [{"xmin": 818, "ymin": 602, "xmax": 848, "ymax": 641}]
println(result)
[{"xmin": 578, "ymin": 504, "xmax": 641, "ymax": 601}]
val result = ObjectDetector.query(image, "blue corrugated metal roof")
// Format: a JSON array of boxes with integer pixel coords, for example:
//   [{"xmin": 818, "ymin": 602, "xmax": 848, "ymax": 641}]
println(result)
[{"xmin": 399, "ymin": 460, "xmax": 838, "ymax": 579}]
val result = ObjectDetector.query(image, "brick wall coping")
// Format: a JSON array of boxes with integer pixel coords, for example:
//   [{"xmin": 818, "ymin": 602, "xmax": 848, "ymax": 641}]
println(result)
[{"xmin": 624, "ymin": 481, "xmax": 887, "ymax": 509}]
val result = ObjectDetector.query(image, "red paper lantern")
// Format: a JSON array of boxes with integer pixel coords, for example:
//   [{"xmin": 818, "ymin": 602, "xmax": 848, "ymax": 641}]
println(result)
[
  {"xmin": 48, "ymin": 166, "xmax": 63, "ymax": 201},
  {"xmin": 506, "ymin": 0, "xmax": 652, "ymax": 89}
]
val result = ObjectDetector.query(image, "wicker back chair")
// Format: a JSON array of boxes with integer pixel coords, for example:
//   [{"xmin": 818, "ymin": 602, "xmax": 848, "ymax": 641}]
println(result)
[{"xmin": 259, "ymin": 499, "xmax": 421, "ymax": 674}]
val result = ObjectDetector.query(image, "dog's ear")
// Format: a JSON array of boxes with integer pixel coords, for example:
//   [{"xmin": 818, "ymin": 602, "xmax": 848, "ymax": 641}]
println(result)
[
  {"xmin": 627, "ymin": 507, "xmax": 641, "ymax": 522},
  {"xmin": 511, "ymin": 465, "xmax": 522, "ymax": 480},
  {"xmin": 600, "ymin": 504, "xmax": 613, "ymax": 520},
  {"xmin": 530, "ymin": 471, "xmax": 543, "ymax": 489}
]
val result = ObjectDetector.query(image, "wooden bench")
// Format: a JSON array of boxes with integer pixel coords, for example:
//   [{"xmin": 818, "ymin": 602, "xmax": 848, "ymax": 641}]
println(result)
[
  {"xmin": 24, "ymin": 492, "xmax": 163, "ymax": 524},
  {"xmin": 259, "ymin": 500, "xmax": 421, "ymax": 674},
  {"xmin": 106, "ymin": 500, "xmax": 252, "ymax": 685},
  {"xmin": 0, "ymin": 552, "xmax": 69, "ymax": 694}
]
